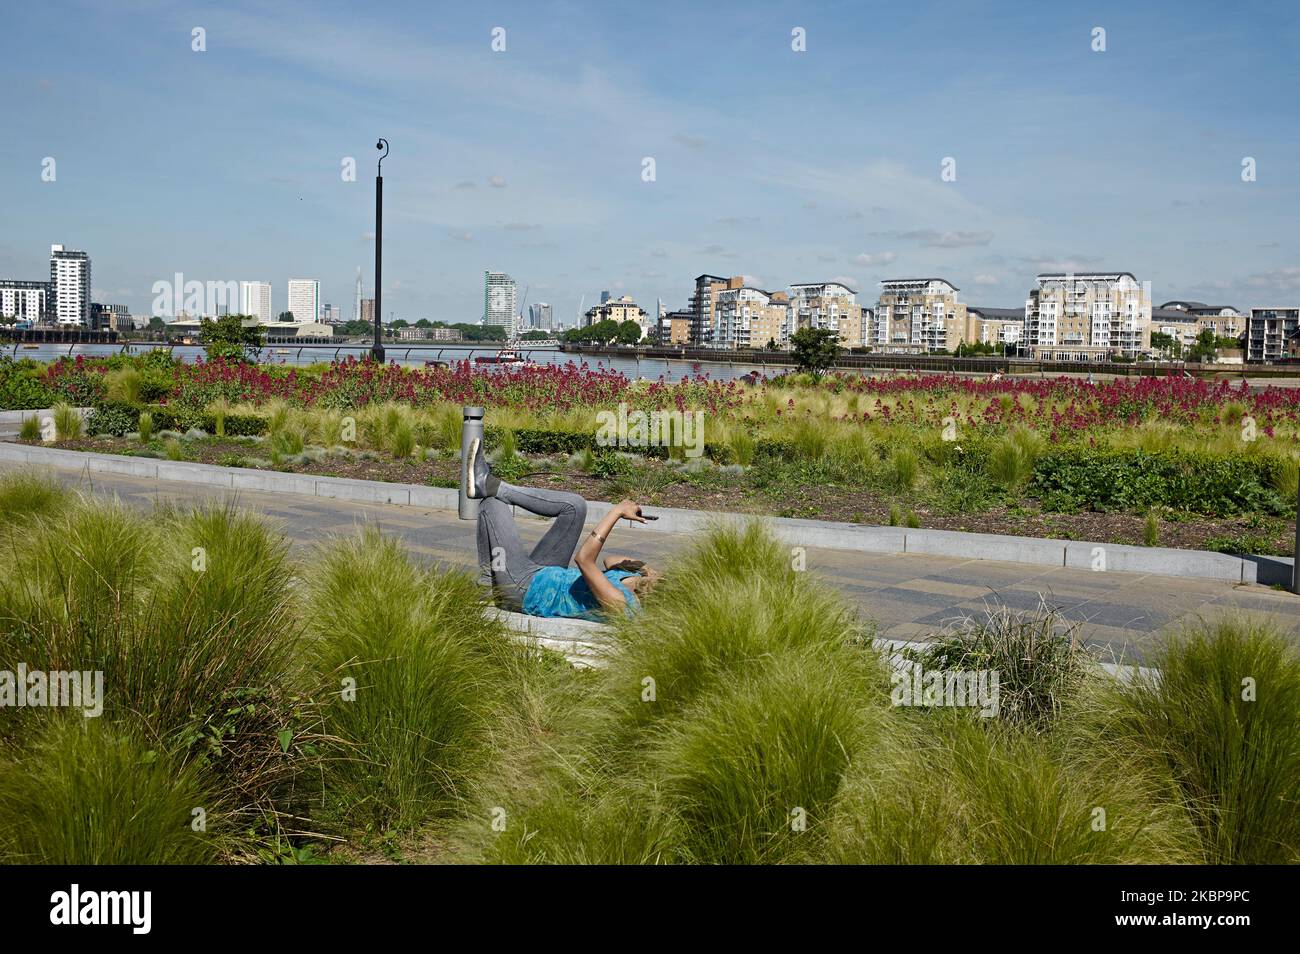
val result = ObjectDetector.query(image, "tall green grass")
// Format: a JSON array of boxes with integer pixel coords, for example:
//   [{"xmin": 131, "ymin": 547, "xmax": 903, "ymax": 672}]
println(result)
[
  {"xmin": 0, "ymin": 496, "xmax": 312, "ymax": 855},
  {"xmin": 304, "ymin": 528, "xmax": 512, "ymax": 832},
  {"xmin": 0, "ymin": 470, "xmax": 69, "ymax": 525},
  {"xmin": 1086, "ymin": 619, "xmax": 1300, "ymax": 863},
  {"xmin": 52, "ymin": 402, "xmax": 82, "ymax": 440},
  {"xmin": 0, "ymin": 718, "xmax": 218, "ymax": 864}
]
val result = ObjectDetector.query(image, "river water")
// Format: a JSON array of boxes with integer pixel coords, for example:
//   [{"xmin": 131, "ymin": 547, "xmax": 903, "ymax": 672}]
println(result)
[{"xmin": 5, "ymin": 342, "xmax": 781, "ymax": 383}]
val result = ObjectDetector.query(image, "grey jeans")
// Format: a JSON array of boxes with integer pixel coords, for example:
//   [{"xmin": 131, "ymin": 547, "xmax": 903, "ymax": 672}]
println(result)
[{"xmin": 476, "ymin": 482, "xmax": 588, "ymax": 610}]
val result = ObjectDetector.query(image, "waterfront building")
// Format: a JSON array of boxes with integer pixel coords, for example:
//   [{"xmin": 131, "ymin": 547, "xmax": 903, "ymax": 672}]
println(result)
[
  {"xmin": 287, "ymin": 279, "xmax": 321, "ymax": 324},
  {"xmin": 484, "ymin": 271, "xmax": 518, "ymax": 335},
  {"xmin": 1023, "ymin": 272, "xmax": 1151, "ymax": 360},
  {"xmin": 789, "ymin": 282, "xmax": 863, "ymax": 348},
  {"xmin": 873, "ymin": 278, "xmax": 968, "ymax": 353},
  {"xmin": 50, "ymin": 244, "xmax": 91, "ymax": 326},
  {"xmin": 0, "ymin": 279, "xmax": 51, "ymax": 322},
  {"xmin": 712, "ymin": 285, "xmax": 792, "ymax": 349},
  {"xmin": 239, "ymin": 281, "xmax": 273, "ymax": 323},
  {"xmin": 583, "ymin": 295, "xmax": 648, "ymax": 338},
  {"xmin": 1247, "ymin": 308, "xmax": 1300, "ymax": 362}
]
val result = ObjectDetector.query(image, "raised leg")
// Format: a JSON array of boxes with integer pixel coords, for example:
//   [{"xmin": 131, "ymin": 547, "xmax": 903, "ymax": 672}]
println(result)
[
  {"xmin": 476, "ymin": 497, "xmax": 541, "ymax": 606},
  {"xmin": 494, "ymin": 482, "xmax": 588, "ymax": 567}
]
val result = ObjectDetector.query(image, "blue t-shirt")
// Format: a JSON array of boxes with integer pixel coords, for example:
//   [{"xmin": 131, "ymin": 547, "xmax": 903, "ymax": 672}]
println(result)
[{"xmin": 523, "ymin": 567, "xmax": 640, "ymax": 620}]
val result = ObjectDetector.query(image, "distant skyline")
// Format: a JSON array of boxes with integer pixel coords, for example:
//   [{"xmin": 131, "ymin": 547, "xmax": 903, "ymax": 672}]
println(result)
[{"xmin": 2, "ymin": 0, "xmax": 1298, "ymax": 320}]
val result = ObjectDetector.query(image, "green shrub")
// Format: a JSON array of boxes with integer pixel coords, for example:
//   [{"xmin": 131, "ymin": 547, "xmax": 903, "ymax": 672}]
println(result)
[
  {"xmin": 590, "ymin": 449, "xmax": 630, "ymax": 480},
  {"xmin": 17, "ymin": 416, "xmax": 41, "ymax": 441},
  {"xmin": 1031, "ymin": 448, "xmax": 1289, "ymax": 516},
  {"xmin": 86, "ymin": 400, "xmax": 142, "ymax": 437},
  {"xmin": 0, "ymin": 357, "xmax": 55, "ymax": 410},
  {"xmin": 137, "ymin": 411, "xmax": 154, "ymax": 442},
  {"xmin": 754, "ymin": 437, "xmax": 795, "ymax": 463}
]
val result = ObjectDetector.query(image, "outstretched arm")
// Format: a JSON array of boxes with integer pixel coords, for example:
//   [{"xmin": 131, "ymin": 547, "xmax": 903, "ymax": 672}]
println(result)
[{"xmin": 575, "ymin": 499, "xmax": 644, "ymax": 608}]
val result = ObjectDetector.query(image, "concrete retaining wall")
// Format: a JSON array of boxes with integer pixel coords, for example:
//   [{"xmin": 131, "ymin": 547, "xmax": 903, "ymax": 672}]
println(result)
[
  {"xmin": 0, "ymin": 440, "xmax": 1283, "ymax": 586},
  {"xmin": 491, "ymin": 608, "xmax": 1156, "ymax": 680}
]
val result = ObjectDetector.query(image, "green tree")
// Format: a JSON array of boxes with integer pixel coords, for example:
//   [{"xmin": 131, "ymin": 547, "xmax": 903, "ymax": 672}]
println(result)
[
  {"xmin": 199, "ymin": 314, "xmax": 264, "ymax": 363},
  {"xmin": 617, "ymin": 319, "xmax": 643, "ymax": 345},
  {"xmin": 790, "ymin": 327, "xmax": 842, "ymax": 377},
  {"xmin": 1187, "ymin": 328, "xmax": 1218, "ymax": 362},
  {"xmin": 277, "ymin": 311, "xmax": 295, "ymax": 322},
  {"xmin": 1150, "ymin": 331, "xmax": 1181, "ymax": 359}
]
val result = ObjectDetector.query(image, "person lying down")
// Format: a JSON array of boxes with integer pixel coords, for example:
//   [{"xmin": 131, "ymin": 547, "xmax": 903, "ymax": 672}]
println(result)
[{"xmin": 466, "ymin": 437, "xmax": 658, "ymax": 620}]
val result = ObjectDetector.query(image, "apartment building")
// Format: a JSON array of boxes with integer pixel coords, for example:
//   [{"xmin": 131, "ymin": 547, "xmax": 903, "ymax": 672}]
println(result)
[
  {"xmin": 583, "ymin": 295, "xmax": 648, "ymax": 338},
  {"xmin": 50, "ymin": 245, "xmax": 91, "ymax": 326},
  {"xmin": 1159, "ymin": 300, "xmax": 1245, "ymax": 342},
  {"xmin": 483, "ymin": 271, "xmax": 518, "ymax": 335},
  {"xmin": 1247, "ymin": 308, "xmax": 1300, "ymax": 362},
  {"xmin": 1150, "ymin": 306, "xmax": 1202, "ymax": 351},
  {"xmin": 966, "ymin": 306, "xmax": 1023, "ymax": 349},
  {"xmin": 0, "ymin": 280, "xmax": 51, "ymax": 322},
  {"xmin": 873, "ymin": 279, "xmax": 969, "ymax": 353},
  {"xmin": 239, "ymin": 281, "xmax": 273, "ymax": 323},
  {"xmin": 661, "ymin": 309, "xmax": 693, "ymax": 345},
  {"xmin": 688, "ymin": 274, "xmax": 733, "ymax": 346},
  {"xmin": 90, "ymin": 302, "xmax": 129, "ymax": 331},
  {"xmin": 789, "ymin": 282, "xmax": 864, "ymax": 348},
  {"xmin": 287, "ymin": 279, "xmax": 321, "ymax": 324},
  {"xmin": 710, "ymin": 285, "xmax": 792, "ymax": 349},
  {"xmin": 1023, "ymin": 272, "xmax": 1151, "ymax": 360}
]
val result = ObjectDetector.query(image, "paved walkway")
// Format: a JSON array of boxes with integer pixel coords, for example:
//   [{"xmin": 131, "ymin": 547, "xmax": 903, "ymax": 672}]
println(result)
[{"xmin": 6, "ymin": 464, "xmax": 1297, "ymax": 662}]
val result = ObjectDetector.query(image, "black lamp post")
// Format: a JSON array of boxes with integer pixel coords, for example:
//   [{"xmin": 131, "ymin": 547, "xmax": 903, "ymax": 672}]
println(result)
[{"xmin": 372, "ymin": 138, "xmax": 389, "ymax": 362}]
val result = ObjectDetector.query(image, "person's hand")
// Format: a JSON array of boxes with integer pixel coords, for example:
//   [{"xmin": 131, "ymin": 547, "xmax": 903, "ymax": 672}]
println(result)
[{"xmin": 616, "ymin": 499, "xmax": 646, "ymax": 523}]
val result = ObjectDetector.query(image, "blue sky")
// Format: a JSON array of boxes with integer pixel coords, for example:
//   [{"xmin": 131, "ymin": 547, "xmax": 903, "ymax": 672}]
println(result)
[{"xmin": 2, "ymin": 0, "xmax": 1297, "ymax": 321}]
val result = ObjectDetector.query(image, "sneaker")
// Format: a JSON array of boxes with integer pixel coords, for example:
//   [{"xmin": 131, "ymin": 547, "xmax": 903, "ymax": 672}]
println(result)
[{"xmin": 466, "ymin": 437, "xmax": 484, "ymax": 498}]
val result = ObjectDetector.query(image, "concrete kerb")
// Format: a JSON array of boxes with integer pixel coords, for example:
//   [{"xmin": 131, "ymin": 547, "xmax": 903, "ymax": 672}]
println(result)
[
  {"xmin": 0, "ymin": 440, "xmax": 1270, "ymax": 586},
  {"xmin": 492, "ymin": 608, "xmax": 1158, "ymax": 681}
]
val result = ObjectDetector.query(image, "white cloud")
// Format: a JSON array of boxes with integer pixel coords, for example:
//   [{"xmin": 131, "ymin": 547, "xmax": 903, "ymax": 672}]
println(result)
[
  {"xmin": 973, "ymin": 273, "xmax": 999, "ymax": 285},
  {"xmin": 853, "ymin": 251, "xmax": 897, "ymax": 266}
]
